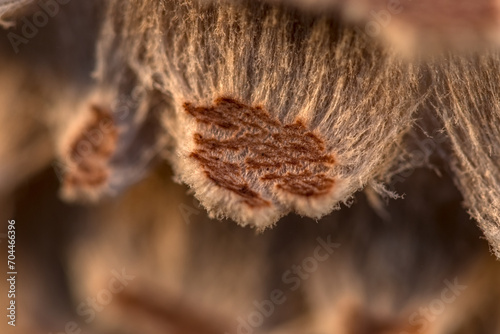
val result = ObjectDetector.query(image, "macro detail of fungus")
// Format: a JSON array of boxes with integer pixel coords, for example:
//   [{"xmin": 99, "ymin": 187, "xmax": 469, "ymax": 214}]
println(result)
[
  {"xmin": 5, "ymin": 0, "xmax": 500, "ymax": 333},
  {"xmin": 92, "ymin": 0, "xmax": 421, "ymax": 227},
  {"xmin": 6, "ymin": 0, "xmax": 500, "ymax": 254},
  {"xmin": 34, "ymin": 0, "xmax": 498, "ymax": 251}
]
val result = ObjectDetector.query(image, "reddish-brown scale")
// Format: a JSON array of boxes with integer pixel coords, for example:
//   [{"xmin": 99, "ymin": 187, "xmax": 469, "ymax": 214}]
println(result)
[
  {"xmin": 189, "ymin": 151, "xmax": 271, "ymax": 208},
  {"xmin": 63, "ymin": 105, "xmax": 118, "ymax": 190},
  {"xmin": 184, "ymin": 97, "xmax": 336, "ymax": 207}
]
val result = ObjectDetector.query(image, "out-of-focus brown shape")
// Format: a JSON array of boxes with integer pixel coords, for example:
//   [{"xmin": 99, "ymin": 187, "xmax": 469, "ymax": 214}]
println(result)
[{"xmin": 61, "ymin": 105, "xmax": 118, "ymax": 201}]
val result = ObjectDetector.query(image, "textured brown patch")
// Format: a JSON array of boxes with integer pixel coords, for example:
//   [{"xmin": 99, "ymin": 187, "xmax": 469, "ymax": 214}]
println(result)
[
  {"xmin": 63, "ymin": 105, "xmax": 118, "ymax": 191},
  {"xmin": 184, "ymin": 97, "xmax": 335, "ymax": 207}
]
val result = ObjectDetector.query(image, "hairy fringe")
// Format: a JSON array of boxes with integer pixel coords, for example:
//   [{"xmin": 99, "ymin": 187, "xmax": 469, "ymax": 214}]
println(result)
[
  {"xmin": 430, "ymin": 53, "xmax": 500, "ymax": 257},
  {"xmin": 97, "ymin": 0, "xmax": 421, "ymax": 227}
]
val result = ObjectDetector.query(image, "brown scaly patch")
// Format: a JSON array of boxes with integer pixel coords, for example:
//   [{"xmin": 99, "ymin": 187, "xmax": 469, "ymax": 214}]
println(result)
[
  {"xmin": 62, "ymin": 105, "xmax": 118, "ymax": 198},
  {"xmin": 184, "ymin": 97, "xmax": 335, "ymax": 208}
]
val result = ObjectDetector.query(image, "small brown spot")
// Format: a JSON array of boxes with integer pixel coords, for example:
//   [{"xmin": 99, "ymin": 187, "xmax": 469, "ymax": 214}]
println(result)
[
  {"xmin": 63, "ymin": 105, "xmax": 118, "ymax": 192},
  {"xmin": 185, "ymin": 97, "xmax": 335, "ymax": 207}
]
